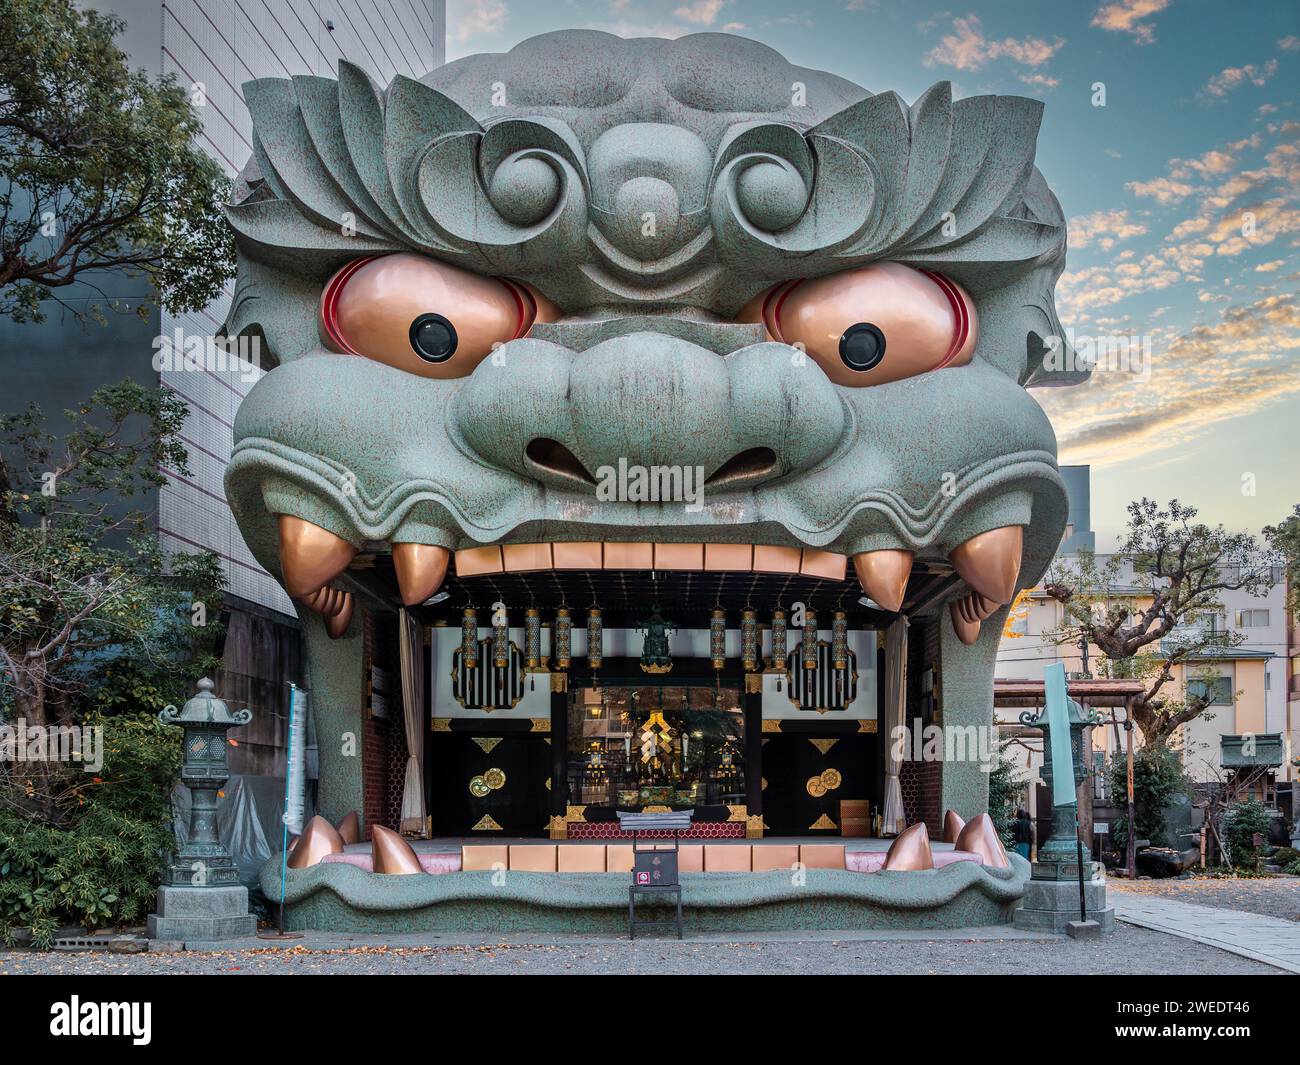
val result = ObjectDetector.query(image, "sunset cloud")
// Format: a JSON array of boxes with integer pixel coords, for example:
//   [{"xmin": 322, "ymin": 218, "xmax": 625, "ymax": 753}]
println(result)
[
  {"xmin": 1090, "ymin": 0, "xmax": 1171, "ymax": 45},
  {"xmin": 923, "ymin": 15, "xmax": 1063, "ymax": 72}
]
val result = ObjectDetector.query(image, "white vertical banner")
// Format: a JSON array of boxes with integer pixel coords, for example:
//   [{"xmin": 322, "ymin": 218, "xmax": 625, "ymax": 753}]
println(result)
[{"xmin": 284, "ymin": 683, "xmax": 309, "ymax": 836}]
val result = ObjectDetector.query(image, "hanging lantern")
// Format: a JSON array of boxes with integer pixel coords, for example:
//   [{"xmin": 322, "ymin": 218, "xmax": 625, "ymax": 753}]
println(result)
[
  {"xmin": 802, "ymin": 608, "xmax": 818, "ymax": 670},
  {"xmin": 710, "ymin": 608, "xmax": 726, "ymax": 670},
  {"xmin": 553, "ymin": 608, "xmax": 572, "ymax": 669},
  {"xmin": 741, "ymin": 610, "xmax": 758, "ymax": 672},
  {"xmin": 524, "ymin": 608, "xmax": 542, "ymax": 671},
  {"xmin": 493, "ymin": 605, "xmax": 509, "ymax": 668},
  {"xmin": 832, "ymin": 610, "xmax": 849, "ymax": 670},
  {"xmin": 770, "ymin": 609, "xmax": 787, "ymax": 669},
  {"xmin": 460, "ymin": 608, "xmax": 478, "ymax": 668},
  {"xmin": 587, "ymin": 607, "xmax": 603, "ymax": 669}
]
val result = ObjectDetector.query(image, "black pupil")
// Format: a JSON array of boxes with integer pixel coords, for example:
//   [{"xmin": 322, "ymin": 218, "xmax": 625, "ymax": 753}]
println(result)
[
  {"xmin": 839, "ymin": 322, "xmax": 885, "ymax": 371},
  {"xmin": 410, "ymin": 313, "xmax": 457, "ymax": 362}
]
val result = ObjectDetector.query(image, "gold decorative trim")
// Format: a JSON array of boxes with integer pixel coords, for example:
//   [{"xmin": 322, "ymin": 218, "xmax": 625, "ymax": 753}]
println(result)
[
  {"xmin": 726, "ymin": 804, "xmax": 747, "ymax": 823},
  {"xmin": 565, "ymin": 804, "xmax": 587, "ymax": 824},
  {"xmin": 644, "ymin": 804, "xmax": 671, "ymax": 813},
  {"xmin": 746, "ymin": 814, "xmax": 764, "ymax": 838},
  {"xmin": 548, "ymin": 814, "xmax": 567, "ymax": 839},
  {"xmin": 431, "ymin": 717, "xmax": 451, "ymax": 732},
  {"xmin": 472, "ymin": 736, "xmax": 503, "ymax": 754},
  {"xmin": 530, "ymin": 717, "xmax": 551, "ymax": 732},
  {"xmin": 640, "ymin": 662, "xmax": 674, "ymax": 674},
  {"xmin": 550, "ymin": 672, "xmax": 569, "ymax": 693},
  {"xmin": 809, "ymin": 738, "xmax": 839, "ymax": 756},
  {"xmin": 858, "ymin": 719, "xmax": 878, "ymax": 733},
  {"xmin": 809, "ymin": 814, "xmax": 838, "ymax": 831},
  {"xmin": 471, "ymin": 815, "xmax": 503, "ymax": 831},
  {"xmin": 761, "ymin": 719, "xmax": 782, "ymax": 733},
  {"xmin": 744, "ymin": 673, "xmax": 764, "ymax": 694}
]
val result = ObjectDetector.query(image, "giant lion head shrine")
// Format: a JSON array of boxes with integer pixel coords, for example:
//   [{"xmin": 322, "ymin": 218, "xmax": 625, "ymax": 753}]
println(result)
[{"xmin": 217, "ymin": 29, "xmax": 1091, "ymax": 932}]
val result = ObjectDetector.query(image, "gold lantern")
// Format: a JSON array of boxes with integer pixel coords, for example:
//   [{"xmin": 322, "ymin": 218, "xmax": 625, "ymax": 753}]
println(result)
[
  {"xmin": 802, "ymin": 608, "xmax": 818, "ymax": 670},
  {"xmin": 460, "ymin": 607, "xmax": 478, "ymax": 668},
  {"xmin": 493, "ymin": 605, "xmax": 509, "ymax": 668},
  {"xmin": 741, "ymin": 610, "xmax": 759, "ymax": 671},
  {"xmin": 553, "ymin": 608, "xmax": 572, "ymax": 669},
  {"xmin": 832, "ymin": 610, "xmax": 849, "ymax": 670},
  {"xmin": 587, "ymin": 607, "xmax": 603, "ymax": 669},
  {"xmin": 770, "ymin": 609, "xmax": 787, "ymax": 670},
  {"xmin": 524, "ymin": 608, "xmax": 542, "ymax": 671},
  {"xmin": 710, "ymin": 608, "xmax": 726, "ymax": 670}
]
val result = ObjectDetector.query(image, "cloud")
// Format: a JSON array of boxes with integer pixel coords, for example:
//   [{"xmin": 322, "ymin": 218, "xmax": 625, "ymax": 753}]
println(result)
[
  {"xmin": 1019, "ymin": 72, "xmax": 1061, "ymax": 90},
  {"xmin": 1127, "ymin": 176, "xmax": 1195, "ymax": 203},
  {"xmin": 674, "ymin": 0, "xmax": 728, "ymax": 24},
  {"xmin": 1090, "ymin": 0, "xmax": 1171, "ymax": 45},
  {"xmin": 923, "ymin": 15, "xmax": 1063, "ymax": 72},
  {"xmin": 1279, "ymin": 36, "xmax": 1300, "ymax": 52},
  {"xmin": 1255, "ymin": 259, "xmax": 1287, "ymax": 272},
  {"xmin": 1068, "ymin": 209, "xmax": 1148, "ymax": 249},
  {"xmin": 447, "ymin": 0, "xmax": 507, "ymax": 43},
  {"xmin": 1041, "ymin": 293, "xmax": 1300, "ymax": 466},
  {"xmin": 1201, "ymin": 59, "xmax": 1278, "ymax": 99}
]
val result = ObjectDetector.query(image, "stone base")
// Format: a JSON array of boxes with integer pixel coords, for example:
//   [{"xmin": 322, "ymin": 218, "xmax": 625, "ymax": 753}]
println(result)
[
  {"xmin": 1013, "ymin": 877, "xmax": 1115, "ymax": 934},
  {"xmin": 1067, "ymin": 920, "xmax": 1102, "ymax": 940},
  {"xmin": 147, "ymin": 885, "xmax": 256, "ymax": 941}
]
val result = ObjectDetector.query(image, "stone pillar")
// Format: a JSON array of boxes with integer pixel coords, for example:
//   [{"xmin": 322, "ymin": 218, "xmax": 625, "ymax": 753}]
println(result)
[
  {"xmin": 301, "ymin": 609, "xmax": 366, "ymax": 824},
  {"xmin": 937, "ymin": 603, "xmax": 1009, "ymax": 820}
]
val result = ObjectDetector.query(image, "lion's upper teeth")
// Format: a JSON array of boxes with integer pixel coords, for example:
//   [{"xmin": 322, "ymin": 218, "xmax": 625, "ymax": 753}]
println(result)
[
  {"xmin": 277, "ymin": 515, "xmax": 357, "ymax": 598},
  {"xmin": 947, "ymin": 525, "xmax": 1023, "ymax": 605}
]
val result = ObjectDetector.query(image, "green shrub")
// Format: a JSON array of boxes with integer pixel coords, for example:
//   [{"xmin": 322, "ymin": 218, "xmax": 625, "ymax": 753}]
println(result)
[
  {"xmin": 1220, "ymin": 799, "xmax": 1271, "ymax": 870},
  {"xmin": 1272, "ymin": 846, "xmax": 1300, "ymax": 867},
  {"xmin": 1108, "ymin": 744, "xmax": 1191, "ymax": 850},
  {"xmin": 987, "ymin": 743, "xmax": 1025, "ymax": 846},
  {"xmin": 0, "ymin": 712, "xmax": 180, "ymax": 948},
  {"xmin": 1285, "ymin": 859, "xmax": 1300, "ymax": 876}
]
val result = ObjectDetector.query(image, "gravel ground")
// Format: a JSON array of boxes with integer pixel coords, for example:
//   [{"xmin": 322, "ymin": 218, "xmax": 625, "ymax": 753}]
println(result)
[
  {"xmin": 1110, "ymin": 876, "xmax": 1300, "ymax": 922},
  {"xmin": 0, "ymin": 925, "xmax": 1281, "ymax": 975}
]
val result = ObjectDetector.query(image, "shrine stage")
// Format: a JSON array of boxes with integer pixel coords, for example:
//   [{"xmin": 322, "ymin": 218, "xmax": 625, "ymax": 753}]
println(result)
[{"xmin": 260, "ymin": 838, "xmax": 1031, "ymax": 934}]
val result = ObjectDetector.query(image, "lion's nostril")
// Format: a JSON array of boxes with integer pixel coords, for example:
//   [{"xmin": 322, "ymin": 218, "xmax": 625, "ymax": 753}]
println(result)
[
  {"xmin": 706, "ymin": 447, "xmax": 778, "ymax": 488},
  {"xmin": 525, "ymin": 438, "xmax": 596, "ymax": 485}
]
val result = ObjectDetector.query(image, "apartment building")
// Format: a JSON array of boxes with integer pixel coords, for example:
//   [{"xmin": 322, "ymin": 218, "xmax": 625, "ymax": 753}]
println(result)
[{"xmin": 996, "ymin": 467, "xmax": 1297, "ymax": 792}]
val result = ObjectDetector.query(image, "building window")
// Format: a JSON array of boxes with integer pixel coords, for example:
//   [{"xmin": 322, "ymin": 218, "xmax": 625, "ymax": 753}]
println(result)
[
  {"xmin": 1187, "ymin": 675, "xmax": 1233, "ymax": 706},
  {"xmin": 1234, "ymin": 609, "xmax": 1269, "ymax": 628}
]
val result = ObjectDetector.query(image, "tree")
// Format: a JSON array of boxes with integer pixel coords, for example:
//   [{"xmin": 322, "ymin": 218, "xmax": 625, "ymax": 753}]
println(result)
[
  {"xmin": 0, "ymin": 380, "xmax": 224, "ymax": 821},
  {"xmin": 1263, "ymin": 503, "xmax": 1300, "ymax": 617},
  {"xmin": 1043, "ymin": 498, "xmax": 1276, "ymax": 747},
  {"xmin": 0, "ymin": 0, "xmax": 233, "ymax": 321}
]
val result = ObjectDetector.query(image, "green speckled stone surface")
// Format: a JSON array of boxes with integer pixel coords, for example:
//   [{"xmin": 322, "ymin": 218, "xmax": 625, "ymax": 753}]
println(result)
[{"xmin": 260, "ymin": 855, "xmax": 1030, "ymax": 932}]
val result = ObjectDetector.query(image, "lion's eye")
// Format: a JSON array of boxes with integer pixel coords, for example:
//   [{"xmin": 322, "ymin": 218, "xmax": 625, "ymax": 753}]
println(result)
[
  {"xmin": 739, "ymin": 262, "xmax": 977, "ymax": 387},
  {"xmin": 319, "ymin": 253, "xmax": 553, "ymax": 378}
]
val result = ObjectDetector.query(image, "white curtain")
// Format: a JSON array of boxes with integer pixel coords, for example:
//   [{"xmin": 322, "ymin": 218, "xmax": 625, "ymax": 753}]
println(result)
[
  {"xmin": 397, "ymin": 608, "xmax": 427, "ymax": 835},
  {"xmin": 881, "ymin": 616, "xmax": 909, "ymax": 835}
]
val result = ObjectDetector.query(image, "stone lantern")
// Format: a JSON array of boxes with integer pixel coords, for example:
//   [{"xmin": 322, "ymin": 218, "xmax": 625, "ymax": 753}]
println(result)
[
  {"xmin": 147, "ymin": 678, "xmax": 257, "ymax": 942},
  {"xmin": 1013, "ymin": 693, "xmax": 1115, "ymax": 934}
]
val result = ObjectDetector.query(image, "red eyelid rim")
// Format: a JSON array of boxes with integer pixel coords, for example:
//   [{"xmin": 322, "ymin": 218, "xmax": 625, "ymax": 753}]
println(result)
[
  {"xmin": 321, "ymin": 256, "xmax": 379, "ymax": 356},
  {"xmin": 764, "ymin": 278, "xmax": 804, "ymax": 343},
  {"xmin": 500, "ymin": 278, "xmax": 537, "ymax": 341},
  {"xmin": 920, "ymin": 269, "xmax": 970, "ymax": 371}
]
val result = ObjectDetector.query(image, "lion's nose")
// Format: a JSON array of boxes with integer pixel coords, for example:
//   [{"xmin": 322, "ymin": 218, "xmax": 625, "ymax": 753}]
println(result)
[{"xmin": 451, "ymin": 334, "xmax": 844, "ymax": 491}]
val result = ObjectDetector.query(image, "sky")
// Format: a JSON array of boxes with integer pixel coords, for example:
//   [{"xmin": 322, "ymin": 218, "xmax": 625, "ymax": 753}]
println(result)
[{"xmin": 444, "ymin": 0, "xmax": 1299, "ymax": 549}]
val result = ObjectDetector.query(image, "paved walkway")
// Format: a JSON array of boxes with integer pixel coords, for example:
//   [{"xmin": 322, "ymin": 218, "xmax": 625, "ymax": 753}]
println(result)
[{"xmin": 1110, "ymin": 888, "xmax": 1300, "ymax": 974}]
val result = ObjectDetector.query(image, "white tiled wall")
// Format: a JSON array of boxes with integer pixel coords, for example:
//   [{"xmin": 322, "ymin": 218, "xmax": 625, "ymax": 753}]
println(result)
[{"xmin": 149, "ymin": 0, "xmax": 445, "ymax": 614}]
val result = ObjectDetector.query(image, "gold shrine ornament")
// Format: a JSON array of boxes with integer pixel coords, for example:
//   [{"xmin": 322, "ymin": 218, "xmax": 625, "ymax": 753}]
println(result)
[{"xmin": 483, "ymin": 767, "xmax": 506, "ymax": 790}]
